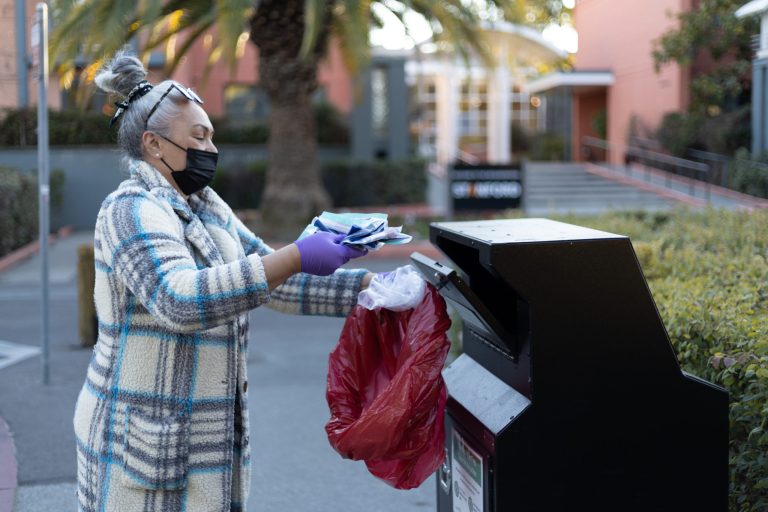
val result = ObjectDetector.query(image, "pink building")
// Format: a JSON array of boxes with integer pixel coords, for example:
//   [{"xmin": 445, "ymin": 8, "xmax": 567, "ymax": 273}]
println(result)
[
  {"xmin": 145, "ymin": 37, "xmax": 355, "ymax": 119},
  {"xmin": 527, "ymin": 0, "xmax": 695, "ymax": 163},
  {"xmin": 1, "ymin": 0, "xmax": 354, "ymax": 119}
]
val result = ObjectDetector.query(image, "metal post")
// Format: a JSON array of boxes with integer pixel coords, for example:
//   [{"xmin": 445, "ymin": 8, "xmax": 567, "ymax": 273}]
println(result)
[
  {"xmin": 35, "ymin": 3, "xmax": 50, "ymax": 386},
  {"xmin": 15, "ymin": 0, "xmax": 28, "ymax": 108}
]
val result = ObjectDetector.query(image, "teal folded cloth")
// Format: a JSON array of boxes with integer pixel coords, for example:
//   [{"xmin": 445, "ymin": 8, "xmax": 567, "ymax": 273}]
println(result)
[{"xmin": 298, "ymin": 211, "xmax": 412, "ymax": 251}]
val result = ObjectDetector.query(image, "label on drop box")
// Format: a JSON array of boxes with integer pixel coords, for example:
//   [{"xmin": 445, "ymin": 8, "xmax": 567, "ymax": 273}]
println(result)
[{"xmin": 452, "ymin": 431, "xmax": 484, "ymax": 512}]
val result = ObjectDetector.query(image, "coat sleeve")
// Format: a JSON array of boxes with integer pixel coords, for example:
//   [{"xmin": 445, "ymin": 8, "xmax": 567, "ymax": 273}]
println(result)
[
  {"xmin": 233, "ymin": 214, "xmax": 367, "ymax": 317},
  {"xmin": 99, "ymin": 189, "xmax": 272, "ymax": 333}
]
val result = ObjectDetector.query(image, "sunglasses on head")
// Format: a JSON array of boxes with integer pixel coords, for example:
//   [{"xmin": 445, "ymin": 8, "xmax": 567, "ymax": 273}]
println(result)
[{"xmin": 144, "ymin": 83, "xmax": 204, "ymax": 129}]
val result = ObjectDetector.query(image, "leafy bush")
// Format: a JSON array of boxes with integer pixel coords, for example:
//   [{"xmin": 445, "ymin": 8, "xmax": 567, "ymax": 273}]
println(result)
[
  {"xmin": 210, "ymin": 122, "xmax": 270, "ymax": 145},
  {"xmin": 528, "ymin": 132, "xmax": 567, "ymax": 161},
  {"xmin": 0, "ymin": 108, "xmax": 115, "ymax": 146},
  {"xmin": 510, "ymin": 122, "xmax": 530, "ymax": 154},
  {"xmin": 313, "ymin": 101, "xmax": 350, "ymax": 145},
  {"xmin": 210, "ymin": 161, "xmax": 267, "ymax": 210},
  {"xmin": 0, "ymin": 167, "xmax": 65, "ymax": 258},
  {"xmin": 729, "ymin": 148, "xmax": 768, "ymax": 199},
  {"xmin": 321, "ymin": 158, "xmax": 426, "ymax": 207},
  {"xmin": 212, "ymin": 158, "xmax": 426, "ymax": 210},
  {"xmin": 657, "ymin": 108, "xmax": 751, "ymax": 158},
  {"xmin": 592, "ymin": 108, "xmax": 607, "ymax": 139},
  {"xmin": 656, "ymin": 111, "xmax": 703, "ymax": 157},
  {"xmin": 552, "ymin": 208, "xmax": 768, "ymax": 511},
  {"xmin": 0, "ymin": 101, "xmax": 350, "ymax": 147}
]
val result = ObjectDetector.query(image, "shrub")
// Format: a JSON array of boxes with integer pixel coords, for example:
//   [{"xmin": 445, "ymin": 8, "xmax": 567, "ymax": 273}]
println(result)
[
  {"xmin": 0, "ymin": 108, "xmax": 115, "ymax": 146},
  {"xmin": 552, "ymin": 208, "xmax": 768, "ymax": 511},
  {"xmin": 729, "ymin": 148, "xmax": 768, "ymax": 199},
  {"xmin": 656, "ymin": 111, "xmax": 703, "ymax": 157},
  {"xmin": 212, "ymin": 158, "xmax": 426, "ymax": 210},
  {"xmin": 656, "ymin": 108, "xmax": 751, "ymax": 158},
  {"xmin": 313, "ymin": 101, "xmax": 350, "ymax": 145},
  {"xmin": 0, "ymin": 167, "xmax": 66, "ymax": 258},
  {"xmin": 0, "ymin": 102, "xmax": 350, "ymax": 147},
  {"xmin": 321, "ymin": 158, "xmax": 426, "ymax": 207},
  {"xmin": 528, "ymin": 132, "xmax": 567, "ymax": 161},
  {"xmin": 210, "ymin": 161, "xmax": 267, "ymax": 210},
  {"xmin": 510, "ymin": 122, "xmax": 530, "ymax": 154},
  {"xmin": 0, "ymin": 166, "xmax": 37, "ymax": 257},
  {"xmin": 210, "ymin": 122, "xmax": 270, "ymax": 145}
]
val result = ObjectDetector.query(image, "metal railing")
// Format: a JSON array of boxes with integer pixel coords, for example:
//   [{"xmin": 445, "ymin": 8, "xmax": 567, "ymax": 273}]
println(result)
[
  {"xmin": 686, "ymin": 148, "xmax": 732, "ymax": 188},
  {"xmin": 581, "ymin": 136, "xmax": 711, "ymax": 202}
]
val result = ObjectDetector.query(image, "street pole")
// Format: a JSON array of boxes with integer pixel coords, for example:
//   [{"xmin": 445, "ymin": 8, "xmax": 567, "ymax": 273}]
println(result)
[
  {"xmin": 15, "ymin": 0, "xmax": 28, "ymax": 108},
  {"xmin": 34, "ymin": 2, "xmax": 50, "ymax": 386}
]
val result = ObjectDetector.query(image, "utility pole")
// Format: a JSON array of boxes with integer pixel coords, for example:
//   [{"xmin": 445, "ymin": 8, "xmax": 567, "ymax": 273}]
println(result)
[{"xmin": 33, "ymin": 2, "xmax": 50, "ymax": 385}]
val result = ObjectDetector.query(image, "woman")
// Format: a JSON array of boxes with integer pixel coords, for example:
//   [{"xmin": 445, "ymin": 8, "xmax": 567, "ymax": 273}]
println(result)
[{"xmin": 73, "ymin": 51, "xmax": 372, "ymax": 512}]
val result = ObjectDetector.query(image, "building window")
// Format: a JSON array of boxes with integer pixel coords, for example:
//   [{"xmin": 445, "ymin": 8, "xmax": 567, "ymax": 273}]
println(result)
[
  {"xmin": 458, "ymin": 79, "xmax": 488, "ymax": 159},
  {"xmin": 412, "ymin": 77, "xmax": 438, "ymax": 158},
  {"xmin": 371, "ymin": 66, "xmax": 389, "ymax": 139},
  {"xmin": 510, "ymin": 89, "xmax": 543, "ymax": 134}
]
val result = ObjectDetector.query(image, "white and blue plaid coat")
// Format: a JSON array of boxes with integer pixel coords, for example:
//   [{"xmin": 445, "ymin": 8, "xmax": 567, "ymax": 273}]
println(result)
[{"xmin": 73, "ymin": 159, "xmax": 367, "ymax": 511}]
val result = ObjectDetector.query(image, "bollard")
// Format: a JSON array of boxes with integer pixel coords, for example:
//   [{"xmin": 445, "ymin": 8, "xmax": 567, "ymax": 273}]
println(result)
[{"xmin": 77, "ymin": 244, "xmax": 97, "ymax": 347}]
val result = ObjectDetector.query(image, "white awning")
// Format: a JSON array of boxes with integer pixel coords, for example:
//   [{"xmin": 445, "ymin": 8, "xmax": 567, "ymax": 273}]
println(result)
[
  {"xmin": 524, "ymin": 71, "xmax": 614, "ymax": 94},
  {"xmin": 736, "ymin": 0, "xmax": 768, "ymax": 17},
  {"xmin": 480, "ymin": 21, "xmax": 568, "ymax": 66}
]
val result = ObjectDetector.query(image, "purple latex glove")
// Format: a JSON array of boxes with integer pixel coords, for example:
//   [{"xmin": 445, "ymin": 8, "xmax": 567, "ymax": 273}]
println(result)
[{"xmin": 294, "ymin": 232, "xmax": 367, "ymax": 276}]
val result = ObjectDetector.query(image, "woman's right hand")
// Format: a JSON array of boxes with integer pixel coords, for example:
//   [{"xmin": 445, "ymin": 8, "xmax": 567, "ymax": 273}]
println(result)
[{"xmin": 294, "ymin": 232, "xmax": 367, "ymax": 276}]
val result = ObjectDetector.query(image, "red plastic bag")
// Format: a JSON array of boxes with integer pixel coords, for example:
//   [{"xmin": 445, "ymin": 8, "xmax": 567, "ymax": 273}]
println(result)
[{"xmin": 325, "ymin": 284, "xmax": 451, "ymax": 489}]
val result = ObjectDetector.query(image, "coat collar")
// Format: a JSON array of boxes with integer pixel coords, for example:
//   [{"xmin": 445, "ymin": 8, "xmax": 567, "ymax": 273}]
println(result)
[
  {"xmin": 127, "ymin": 158, "xmax": 230, "ymax": 226},
  {"xmin": 128, "ymin": 158, "xmax": 235, "ymax": 267},
  {"xmin": 128, "ymin": 158, "xmax": 194, "ymax": 221}
]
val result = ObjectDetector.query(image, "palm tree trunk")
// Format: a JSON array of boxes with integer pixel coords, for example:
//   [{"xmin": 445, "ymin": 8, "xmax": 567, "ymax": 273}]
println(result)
[
  {"xmin": 260, "ymin": 93, "xmax": 330, "ymax": 239},
  {"xmin": 250, "ymin": 0, "xmax": 332, "ymax": 240}
]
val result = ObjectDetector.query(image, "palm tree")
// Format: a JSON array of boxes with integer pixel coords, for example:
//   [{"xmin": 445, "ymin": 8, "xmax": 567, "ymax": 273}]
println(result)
[{"xmin": 50, "ymin": 0, "xmax": 569, "ymax": 237}]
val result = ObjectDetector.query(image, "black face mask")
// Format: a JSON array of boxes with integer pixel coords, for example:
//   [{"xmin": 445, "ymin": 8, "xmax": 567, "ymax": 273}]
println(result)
[{"xmin": 158, "ymin": 135, "xmax": 218, "ymax": 195}]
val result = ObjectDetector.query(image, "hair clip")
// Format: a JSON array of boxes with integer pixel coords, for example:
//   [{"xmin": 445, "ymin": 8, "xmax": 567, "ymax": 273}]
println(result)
[{"xmin": 108, "ymin": 80, "xmax": 154, "ymax": 128}]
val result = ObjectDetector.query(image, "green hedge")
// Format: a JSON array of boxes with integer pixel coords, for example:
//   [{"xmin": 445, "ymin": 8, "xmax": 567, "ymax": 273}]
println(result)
[
  {"xmin": 0, "ymin": 108, "xmax": 116, "ymax": 146},
  {"xmin": 730, "ymin": 148, "xmax": 768, "ymax": 199},
  {"xmin": 551, "ymin": 209, "xmax": 768, "ymax": 511},
  {"xmin": 212, "ymin": 158, "xmax": 426, "ymax": 210},
  {"xmin": 0, "ymin": 166, "xmax": 65, "ymax": 258},
  {"xmin": 656, "ymin": 108, "xmax": 751, "ymax": 158},
  {"xmin": 2, "ymin": 101, "xmax": 349, "ymax": 146}
]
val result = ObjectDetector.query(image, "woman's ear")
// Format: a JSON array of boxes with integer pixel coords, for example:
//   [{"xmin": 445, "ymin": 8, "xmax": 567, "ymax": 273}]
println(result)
[{"xmin": 142, "ymin": 131, "xmax": 162, "ymax": 159}]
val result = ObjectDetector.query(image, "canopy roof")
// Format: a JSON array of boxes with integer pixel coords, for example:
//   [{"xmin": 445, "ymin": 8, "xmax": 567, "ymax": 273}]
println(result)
[
  {"xmin": 525, "ymin": 70, "xmax": 614, "ymax": 94},
  {"xmin": 480, "ymin": 21, "xmax": 568, "ymax": 67},
  {"xmin": 736, "ymin": 0, "xmax": 768, "ymax": 17}
]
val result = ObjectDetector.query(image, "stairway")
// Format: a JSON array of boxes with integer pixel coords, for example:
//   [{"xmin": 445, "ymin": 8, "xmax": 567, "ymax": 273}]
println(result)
[{"xmin": 524, "ymin": 162, "xmax": 674, "ymax": 215}]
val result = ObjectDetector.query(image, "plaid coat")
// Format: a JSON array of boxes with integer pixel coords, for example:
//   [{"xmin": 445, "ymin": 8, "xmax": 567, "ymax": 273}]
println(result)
[{"xmin": 74, "ymin": 159, "xmax": 366, "ymax": 511}]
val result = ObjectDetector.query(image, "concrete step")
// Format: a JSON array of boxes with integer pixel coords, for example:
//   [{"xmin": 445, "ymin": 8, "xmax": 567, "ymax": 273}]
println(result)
[{"xmin": 518, "ymin": 162, "xmax": 678, "ymax": 214}]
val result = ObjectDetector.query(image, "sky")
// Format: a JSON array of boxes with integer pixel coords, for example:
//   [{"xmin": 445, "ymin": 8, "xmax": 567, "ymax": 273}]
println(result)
[{"xmin": 369, "ymin": 0, "xmax": 578, "ymax": 54}]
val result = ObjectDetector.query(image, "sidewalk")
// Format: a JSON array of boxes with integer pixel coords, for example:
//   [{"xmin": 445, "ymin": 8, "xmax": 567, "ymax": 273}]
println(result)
[{"xmin": 0, "ymin": 229, "xmax": 443, "ymax": 512}]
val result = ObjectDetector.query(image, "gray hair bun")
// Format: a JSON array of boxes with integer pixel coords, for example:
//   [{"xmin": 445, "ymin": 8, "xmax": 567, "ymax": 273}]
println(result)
[{"xmin": 94, "ymin": 49, "xmax": 148, "ymax": 98}]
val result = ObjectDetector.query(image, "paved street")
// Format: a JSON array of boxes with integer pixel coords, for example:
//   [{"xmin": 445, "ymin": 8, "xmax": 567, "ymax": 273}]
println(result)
[{"xmin": 0, "ymin": 232, "xmax": 439, "ymax": 511}]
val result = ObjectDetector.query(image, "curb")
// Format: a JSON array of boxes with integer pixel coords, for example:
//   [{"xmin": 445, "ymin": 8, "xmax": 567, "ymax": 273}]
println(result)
[
  {"xmin": 0, "ymin": 416, "xmax": 17, "ymax": 512},
  {"xmin": 0, "ymin": 226, "xmax": 74, "ymax": 275}
]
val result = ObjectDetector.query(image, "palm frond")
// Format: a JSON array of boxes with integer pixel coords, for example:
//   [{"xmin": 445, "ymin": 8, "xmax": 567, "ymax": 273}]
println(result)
[
  {"xmin": 330, "ymin": 0, "xmax": 372, "ymax": 74},
  {"xmin": 300, "ymin": 0, "xmax": 326, "ymax": 60},
  {"xmin": 51, "ymin": 0, "xmax": 252, "ymax": 92}
]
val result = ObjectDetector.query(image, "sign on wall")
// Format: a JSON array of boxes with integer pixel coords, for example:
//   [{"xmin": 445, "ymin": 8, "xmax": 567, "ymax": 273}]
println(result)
[{"xmin": 450, "ymin": 163, "xmax": 523, "ymax": 211}]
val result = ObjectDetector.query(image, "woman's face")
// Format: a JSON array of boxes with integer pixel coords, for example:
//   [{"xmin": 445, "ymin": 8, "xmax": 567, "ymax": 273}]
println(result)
[{"xmin": 157, "ymin": 102, "xmax": 217, "ymax": 172}]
